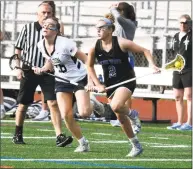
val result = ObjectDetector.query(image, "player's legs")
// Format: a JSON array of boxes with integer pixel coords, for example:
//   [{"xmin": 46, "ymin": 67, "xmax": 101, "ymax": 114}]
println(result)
[
  {"xmin": 40, "ymin": 75, "xmax": 62, "ymax": 136},
  {"xmin": 13, "ymin": 71, "xmax": 38, "ymax": 144},
  {"xmin": 108, "ymin": 87, "xmax": 143, "ymax": 157},
  {"xmin": 75, "ymin": 90, "xmax": 93, "ymax": 118},
  {"xmin": 40, "ymin": 75, "xmax": 73, "ymax": 146}
]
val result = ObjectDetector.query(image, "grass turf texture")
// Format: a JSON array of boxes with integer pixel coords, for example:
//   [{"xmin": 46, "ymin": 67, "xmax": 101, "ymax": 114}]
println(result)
[{"xmin": 1, "ymin": 120, "xmax": 192, "ymax": 168}]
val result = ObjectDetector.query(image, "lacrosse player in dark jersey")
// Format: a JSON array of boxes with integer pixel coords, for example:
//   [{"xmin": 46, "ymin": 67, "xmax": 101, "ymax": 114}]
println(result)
[{"xmin": 86, "ymin": 16, "xmax": 160, "ymax": 157}]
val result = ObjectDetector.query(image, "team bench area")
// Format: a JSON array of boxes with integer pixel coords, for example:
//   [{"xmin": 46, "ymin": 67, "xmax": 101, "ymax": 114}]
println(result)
[{"xmin": 1, "ymin": 59, "xmax": 185, "ymax": 122}]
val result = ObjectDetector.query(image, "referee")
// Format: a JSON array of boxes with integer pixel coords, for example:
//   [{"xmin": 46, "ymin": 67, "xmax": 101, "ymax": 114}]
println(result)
[{"xmin": 12, "ymin": 2, "xmax": 73, "ymax": 147}]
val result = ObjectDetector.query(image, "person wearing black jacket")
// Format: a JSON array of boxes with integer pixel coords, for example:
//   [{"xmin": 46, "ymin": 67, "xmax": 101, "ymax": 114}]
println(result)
[{"xmin": 167, "ymin": 14, "xmax": 192, "ymax": 131}]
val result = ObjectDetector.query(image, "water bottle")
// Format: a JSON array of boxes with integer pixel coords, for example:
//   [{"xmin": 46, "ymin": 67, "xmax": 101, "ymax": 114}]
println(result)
[{"xmin": 98, "ymin": 74, "xmax": 104, "ymax": 83}]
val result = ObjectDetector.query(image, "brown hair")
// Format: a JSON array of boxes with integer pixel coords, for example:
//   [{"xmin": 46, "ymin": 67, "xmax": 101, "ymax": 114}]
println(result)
[{"xmin": 117, "ymin": 2, "xmax": 136, "ymax": 21}]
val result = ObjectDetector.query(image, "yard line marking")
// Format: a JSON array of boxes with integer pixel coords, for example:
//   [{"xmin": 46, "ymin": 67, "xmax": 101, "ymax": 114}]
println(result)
[
  {"xmin": 1, "ymin": 136, "xmax": 56, "ymax": 139},
  {"xmin": 91, "ymin": 133, "xmax": 112, "ymax": 136},
  {"xmin": 1, "ymin": 136, "xmax": 191, "ymax": 148},
  {"xmin": 37, "ymin": 129, "xmax": 55, "ymax": 132},
  {"xmin": 1, "ymin": 158, "xmax": 192, "ymax": 162},
  {"xmin": 151, "ymin": 145, "xmax": 190, "ymax": 148},
  {"xmin": 149, "ymin": 137, "xmax": 169, "ymax": 140},
  {"xmin": 1, "ymin": 133, "xmax": 11, "ymax": 135},
  {"xmin": 1, "ymin": 120, "xmax": 51, "ymax": 123}
]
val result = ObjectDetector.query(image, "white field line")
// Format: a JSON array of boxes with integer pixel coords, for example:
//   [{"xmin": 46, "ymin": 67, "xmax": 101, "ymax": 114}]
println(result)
[
  {"xmin": 0, "ymin": 158, "xmax": 192, "ymax": 162},
  {"xmin": 37, "ymin": 129, "xmax": 55, "ymax": 131},
  {"xmin": 1, "ymin": 120, "xmax": 51, "ymax": 123},
  {"xmin": 1, "ymin": 136, "xmax": 191, "ymax": 148},
  {"xmin": 151, "ymin": 145, "xmax": 190, "ymax": 148},
  {"xmin": 149, "ymin": 137, "xmax": 169, "ymax": 140},
  {"xmin": 91, "ymin": 133, "xmax": 112, "ymax": 135}
]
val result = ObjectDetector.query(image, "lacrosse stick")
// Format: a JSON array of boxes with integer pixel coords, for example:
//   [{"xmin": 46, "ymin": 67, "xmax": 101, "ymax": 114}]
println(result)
[
  {"xmin": 105, "ymin": 54, "xmax": 185, "ymax": 91},
  {"xmin": 105, "ymin": 72, "xmax": 154, "ymax": 90},
  {"xmin": 164, "ymin": 53, "xmax": 185, "ymax": 72},
  {"xmin": 9, "ymin": 54, "xmax": 86, "ymax": 89}
]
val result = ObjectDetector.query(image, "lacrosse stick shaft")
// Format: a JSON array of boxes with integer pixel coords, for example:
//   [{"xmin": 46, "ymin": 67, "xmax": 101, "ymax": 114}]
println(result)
[
  {"xmin": 105, "ymin": 72, "xmax": 153, "ymax": 90},
  {"xmin": 43, "ymin": 72, "xmax": 82, "ymax": 87}
]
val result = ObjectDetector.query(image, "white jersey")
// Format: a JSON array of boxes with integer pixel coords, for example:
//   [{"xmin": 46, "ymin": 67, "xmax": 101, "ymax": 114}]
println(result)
[{"xmin": 38, "ymin": 36, "xmax": 87, "ymax": 83}]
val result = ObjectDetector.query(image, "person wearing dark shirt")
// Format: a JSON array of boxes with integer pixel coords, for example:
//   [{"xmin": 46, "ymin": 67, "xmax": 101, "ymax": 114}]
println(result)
[
  {"xmin": 87, "ymin": 16, "xmax": 160, "ymax": 157},
  {"xmin": 167, "ymin": 14, "xmax": 192, "ymax": 131}
]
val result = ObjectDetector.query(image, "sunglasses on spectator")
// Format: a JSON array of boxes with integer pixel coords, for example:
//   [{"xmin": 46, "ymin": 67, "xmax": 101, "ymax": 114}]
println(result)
[{"xmin": 180, "ymin": 21, "xmax": 188, "ymax": 25}]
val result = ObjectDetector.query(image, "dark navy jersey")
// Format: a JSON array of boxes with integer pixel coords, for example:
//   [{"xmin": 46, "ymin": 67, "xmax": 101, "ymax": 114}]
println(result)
[
  {"xmin": 172, "ymin": 30, "xmax": 192, "ymax": 71},
  {"xmin": 95, "ymin": 36, "xmax": 135, "ymax": 87}
]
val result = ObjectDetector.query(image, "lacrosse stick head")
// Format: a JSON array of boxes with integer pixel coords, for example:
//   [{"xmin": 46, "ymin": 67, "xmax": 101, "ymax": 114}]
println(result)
[
  {"xmin": 9, "ymin": 54, "xmax": 32, "ymax": 71},
  {"xmin": 9, "ymin": 54, "xmax": 21, "ymax": 70},
  {"xmin": 164, "ymin": 54, "xmax": 185, "ymax": 71}
]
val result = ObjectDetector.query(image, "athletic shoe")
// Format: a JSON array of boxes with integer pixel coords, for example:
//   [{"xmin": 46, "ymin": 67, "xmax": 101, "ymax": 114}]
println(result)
[
  {"xmin": 167, "ymin": 123, "xmax": 182, "ymax": 130},
  {"xmin": 128, "ymin": 110, "xmax": 141, "ymax": 135},
  {"xmin": 12, "ymin": 134, "xmax": 26, "ymax": 144},
  {"xmin": 74, "ymin": 140, "xmax": 90, "ymax": 152},
  {"xmin": 177, "ymin": 123, "xmax": 192, "ymax": 131},
  {"xmin": 126, "ymin": 143, "xmax": 143, "ymax": 157},
  {"xmin": 90, "ymin": 94, "xmax": 105, "ymax": 116},
  {"xmin": 0, "ymin": 109, "xmax": 6, "ymax": 119},
  {"xmin": 32, "ymin": 110, "xmax": 49, "ymax": 121},
  {"xmin": 56, "ymin": 134, "xmax": 73, "ymax": 147}
]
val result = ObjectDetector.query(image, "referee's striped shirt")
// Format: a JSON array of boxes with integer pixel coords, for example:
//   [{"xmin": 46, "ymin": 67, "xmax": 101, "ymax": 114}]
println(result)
[{"xmin": 15, "ymin": 21, "xmax": 45, "ymax": 67}]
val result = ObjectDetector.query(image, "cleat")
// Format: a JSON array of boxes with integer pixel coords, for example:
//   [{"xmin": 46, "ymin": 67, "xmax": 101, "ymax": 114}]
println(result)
[
  {"xmin": 12, "ymin": 134, "xmax": 26, "ymax": 144},
  {"xmin": 177, "ymin": 123, "xmax": 192, "ymax": 131},
  {"xmin": 126, "ymin": 143, "xmax": 143, "ymax": 157},
  {"xmin": 74, "ymin": 140, "xmax": 90, "ymax": 152},
  {"xmin": 167, "ymin": 123, "xmax": 182, "ymax": 130},
  {"xmin": 56, "ymin": 134, "xmax": 73, "ymax": 147}
]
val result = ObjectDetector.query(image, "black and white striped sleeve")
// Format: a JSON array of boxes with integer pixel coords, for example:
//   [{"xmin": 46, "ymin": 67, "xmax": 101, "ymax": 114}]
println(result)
[{"xmin": 15, "ymin": 24, "xmax": 26, "ymax": 50}]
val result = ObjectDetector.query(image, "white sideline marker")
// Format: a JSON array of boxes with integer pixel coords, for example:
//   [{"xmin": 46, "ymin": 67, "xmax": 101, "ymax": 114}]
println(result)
[
  {"xmin": 1, "ymin": 158, "xmax": 192, "ymax": 162},
  {"xmin": 1, "ymin": 136, "xmax": 191, "ymax": 148},
  {"xmin": 92, "ymin": 133, "xmax": 112, "ymax": 136},
  {"xmin": 150, "ymin": 137, "xmax": 169, "ymax": 140}
]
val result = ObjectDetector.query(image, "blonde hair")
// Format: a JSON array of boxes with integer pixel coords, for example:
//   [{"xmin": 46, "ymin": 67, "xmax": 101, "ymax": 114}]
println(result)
[{"xmin": 104, "ymin": 13, "xmax": 115, "ymax": 23}]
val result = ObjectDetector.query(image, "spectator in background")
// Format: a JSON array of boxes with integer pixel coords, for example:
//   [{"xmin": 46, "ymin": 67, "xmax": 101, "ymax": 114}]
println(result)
[
  {"xmin": 33, "ymin": 0, "xmax": 65, "ymax": 121},
  {"xmin": 167, "ymin": 14, "xmax": 192, "ymax": 131},
  {"xmin": 0, "ymin": 30, "xmax": 6, "ymax": 119},
  {"xmin": 108, "ymin": 2, "xmax": 141, "ymax": 134},
  {"xmin": 12, "ymin": 2, "xmax": 73, "ymax": 147}
]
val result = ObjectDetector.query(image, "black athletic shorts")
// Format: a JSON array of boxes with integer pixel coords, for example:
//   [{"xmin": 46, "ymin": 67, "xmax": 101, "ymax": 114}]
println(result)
[
  {"xmin": 106, "ymin": 72, "xmax": 136, "ymax": 98},
  {"xmin": 17, "ymin": 69, "xmax": 56, "ymax": 105},
  {"xmin": 172, "ymin": 70, "xmax": 192, "ymax": 89},
  {"xmin": 55, "ymin": 75, "xmax": 87, "ymax": 93}
]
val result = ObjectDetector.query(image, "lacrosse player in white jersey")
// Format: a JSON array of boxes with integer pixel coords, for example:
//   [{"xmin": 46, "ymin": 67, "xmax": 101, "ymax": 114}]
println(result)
[{"xmin": 34, "ymin": 16, "xmax": 104, "ymax": 152}]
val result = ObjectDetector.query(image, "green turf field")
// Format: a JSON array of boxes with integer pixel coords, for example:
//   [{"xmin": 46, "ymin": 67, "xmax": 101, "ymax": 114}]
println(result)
[{"xmin": 1, "ymin": 120, "xmax": 192, "ymax": 168}]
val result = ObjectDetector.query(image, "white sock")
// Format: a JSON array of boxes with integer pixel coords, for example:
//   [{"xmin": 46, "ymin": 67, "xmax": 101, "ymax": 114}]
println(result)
[
  {"xmin": 78, "ymin": 136, "xmax": 86, "ymax": 145},
  {"xmin": 129, "ymin": 135, "xmax": 139, "ymax": 146}
]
